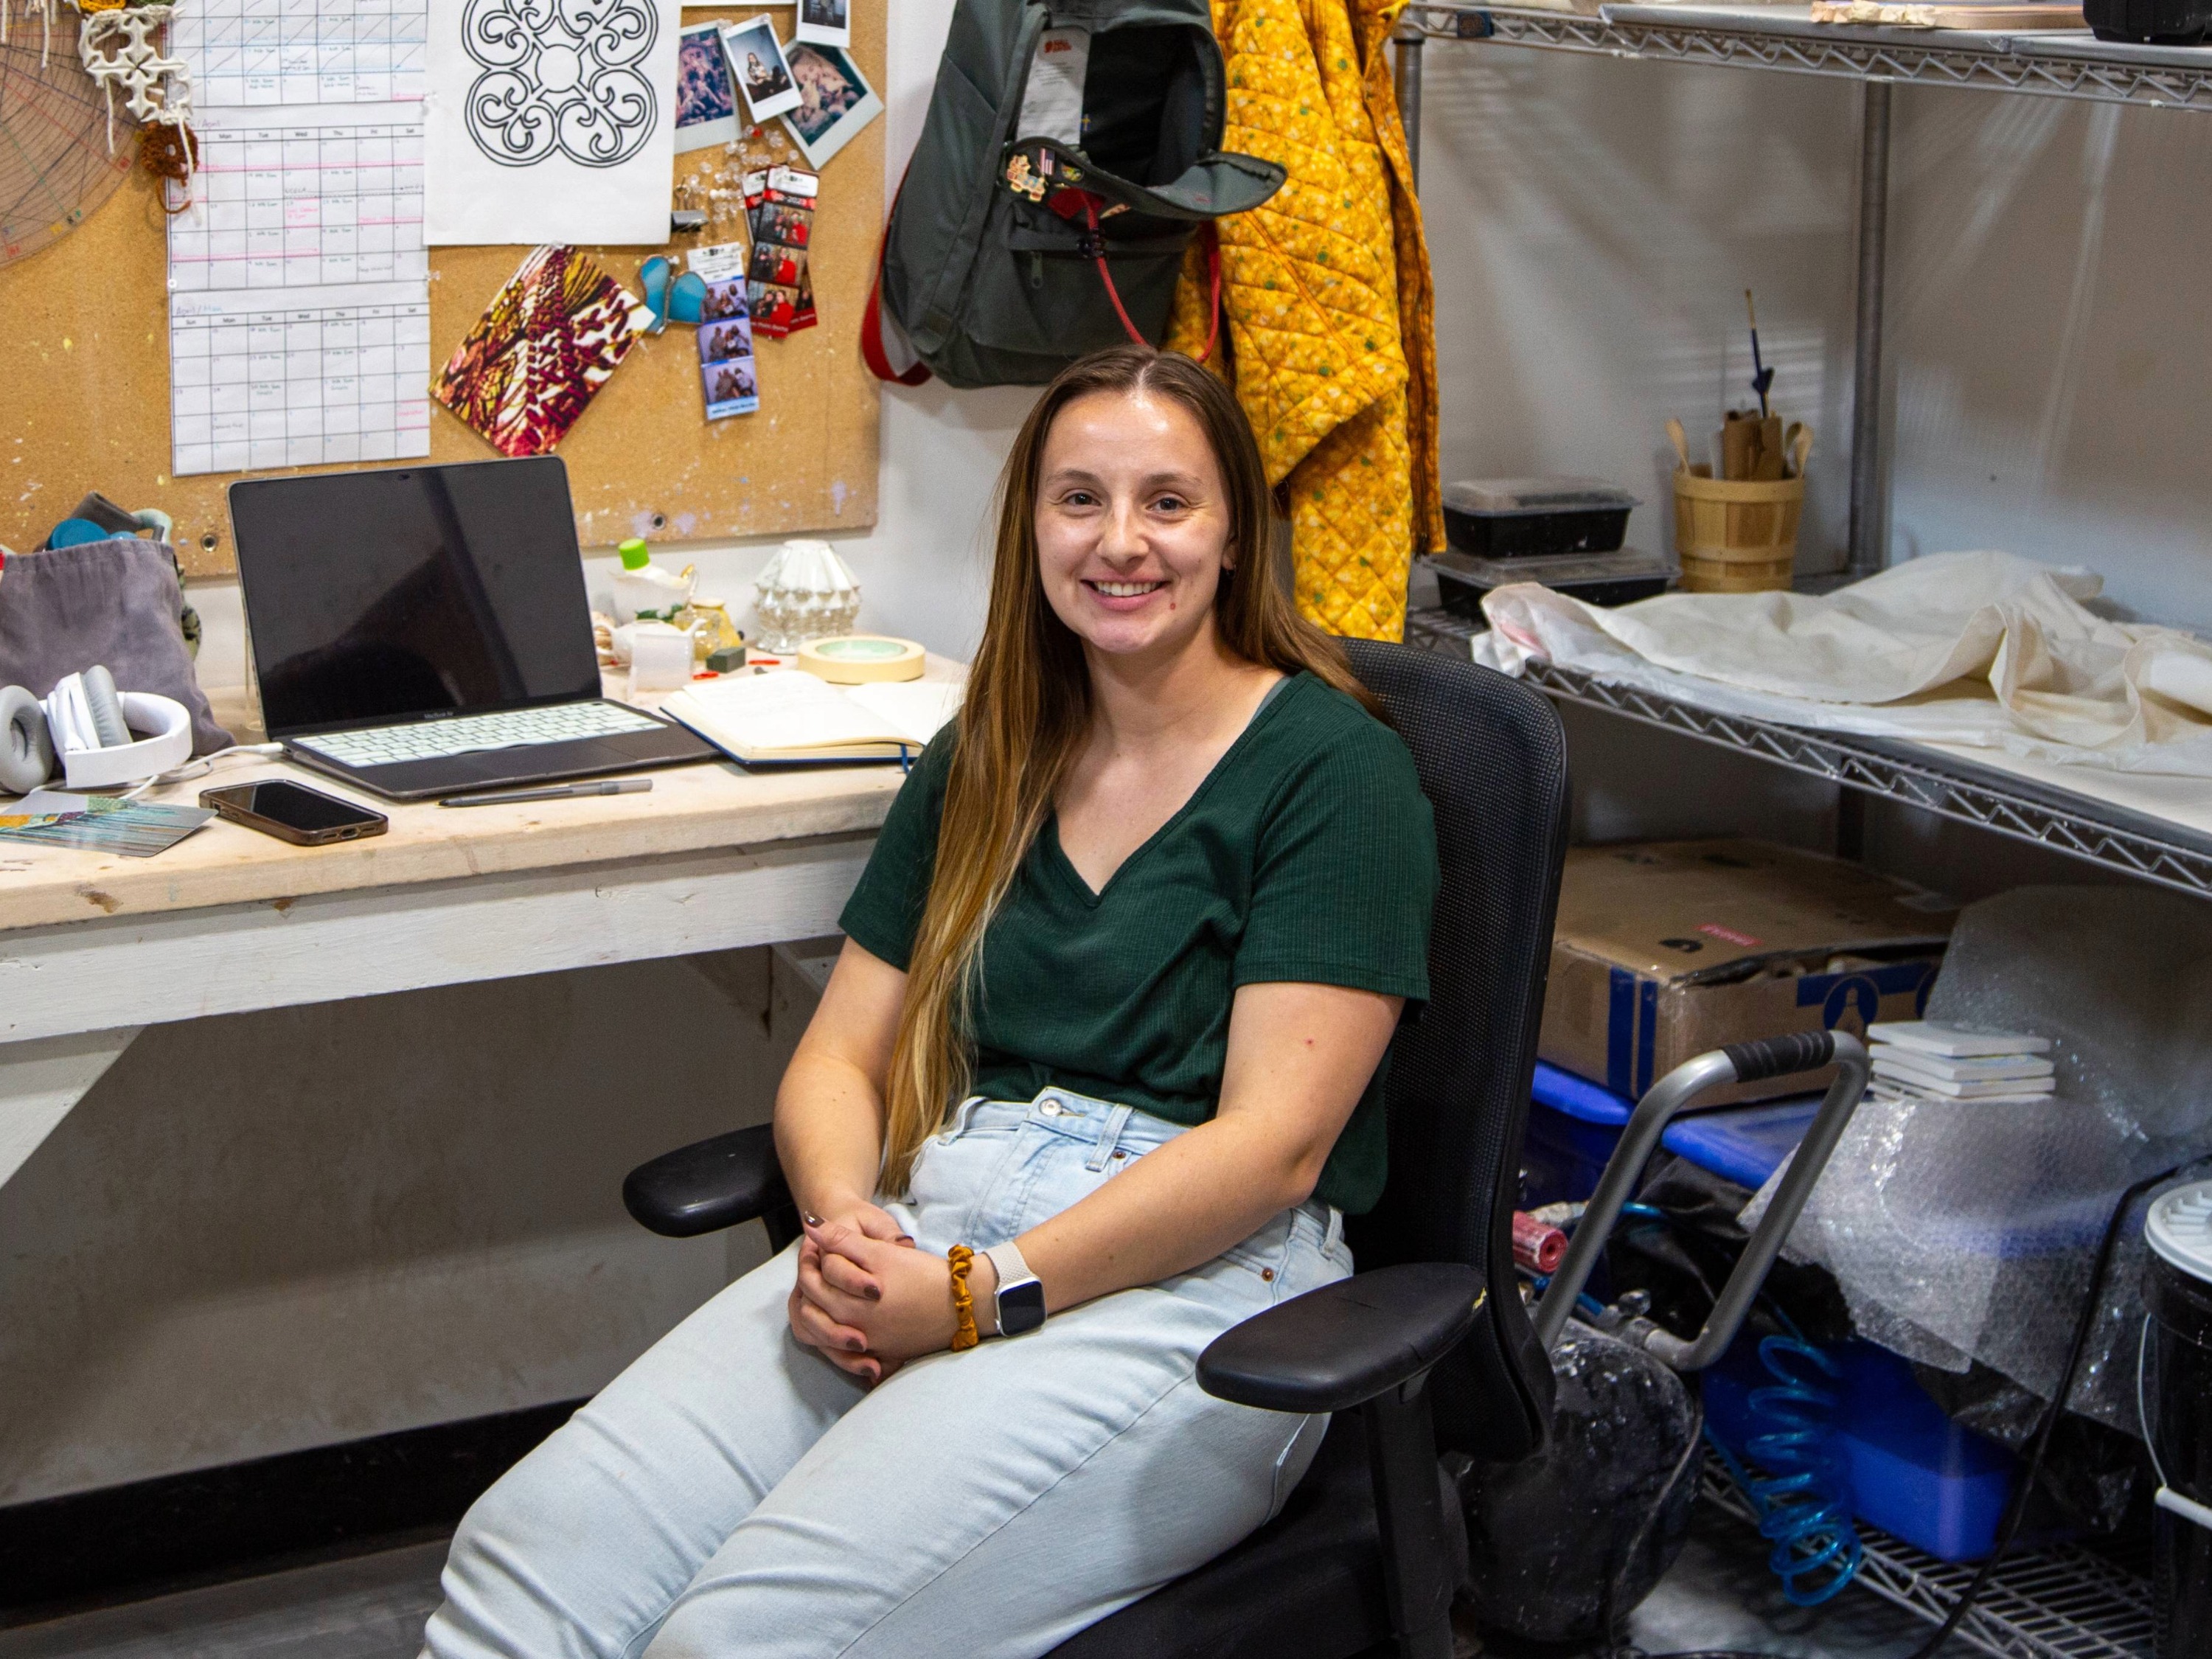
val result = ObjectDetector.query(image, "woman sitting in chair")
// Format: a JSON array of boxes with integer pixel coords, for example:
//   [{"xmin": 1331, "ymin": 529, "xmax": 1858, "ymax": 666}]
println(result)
[{"xmin": 421, "ymin": 347, "xmax": 1439, "ymax": 1659}]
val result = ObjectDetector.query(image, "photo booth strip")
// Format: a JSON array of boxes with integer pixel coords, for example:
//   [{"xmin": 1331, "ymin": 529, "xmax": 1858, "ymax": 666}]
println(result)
[{"xmin": 745, "ymin": 167, "xmax": 817, "ymax": 337}]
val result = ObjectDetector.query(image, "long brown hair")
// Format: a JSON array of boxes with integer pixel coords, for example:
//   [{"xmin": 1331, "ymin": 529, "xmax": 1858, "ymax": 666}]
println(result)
[{"xmin": 878, "ymin": 346, "xmax": 1379, "ymax": 1193}]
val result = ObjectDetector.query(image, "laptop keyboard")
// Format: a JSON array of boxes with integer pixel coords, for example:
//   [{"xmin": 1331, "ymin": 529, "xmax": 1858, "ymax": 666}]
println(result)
[{"xmin": 295, "ymin": 702, "xmax": 665, "ymax": 769}]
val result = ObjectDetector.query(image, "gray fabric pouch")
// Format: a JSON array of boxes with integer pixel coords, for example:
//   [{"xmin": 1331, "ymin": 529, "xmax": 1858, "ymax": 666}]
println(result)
[{"xmin": 0, "ymin": 538, "xmax": 232, "ymax": 755}]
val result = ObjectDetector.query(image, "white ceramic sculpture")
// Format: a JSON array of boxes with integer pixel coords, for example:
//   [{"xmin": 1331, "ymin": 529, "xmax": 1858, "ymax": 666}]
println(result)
[{"xmin": 751, "ymin": 540, "xmax": 860, "ymax": 653}]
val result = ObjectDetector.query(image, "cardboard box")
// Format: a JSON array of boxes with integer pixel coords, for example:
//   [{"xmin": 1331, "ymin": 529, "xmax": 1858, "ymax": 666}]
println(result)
[{"xmin": 1540, "ymin": 839, "xmax": 1953, "ymax": 1105}]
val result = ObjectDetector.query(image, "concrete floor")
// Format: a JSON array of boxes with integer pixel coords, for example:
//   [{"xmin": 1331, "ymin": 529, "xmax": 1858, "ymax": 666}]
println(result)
[
  {"xmin": 0, "ymin": 1506, "xmax": 1936, "ymax": 1659},
  {"xmin": 1629, "ymin": 1512, "xmax": 1931, "ymax": 1658}
]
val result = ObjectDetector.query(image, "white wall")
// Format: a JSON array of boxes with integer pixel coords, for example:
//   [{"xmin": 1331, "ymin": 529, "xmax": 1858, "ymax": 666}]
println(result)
[
  {"xmin": 0, "ymin": 952, "xmax": 798, "ymax": 1506},
  {"xmin": 1885, "ymin": 91, "xmax": 2212, "ymax": 630},
  {"xmin": 1424, "ymin": 51, "xmax": 1862, "ymax": 577},
  {"xmin": 1421, "ymin": 48, "xmax": 2212, "ymax": 633}
]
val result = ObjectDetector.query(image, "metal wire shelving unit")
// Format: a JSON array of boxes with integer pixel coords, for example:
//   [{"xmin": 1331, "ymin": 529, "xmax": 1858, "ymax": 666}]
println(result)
[
  {"xmin": 1389, "ymin": 7, "xmax": 2206, "ymax": 1655},
  {"xmin": 1403, "ymin": 606, "xmax": 2212, "ymax": 900},
  {"xmin": 1700, "ymin": 1459, "xmax": 2157, "ymax": 1659},
  {"xmin": 1401, "ymin": 3, "xmax": 2212, "ymax": 113},
  {"xmin": 1388, "ymin": 2, "xmax": 2212, "ymax": 580},
  {"xmin": 1411, "ymin": 602, "xmax": 2180, "ymax": 1652}
]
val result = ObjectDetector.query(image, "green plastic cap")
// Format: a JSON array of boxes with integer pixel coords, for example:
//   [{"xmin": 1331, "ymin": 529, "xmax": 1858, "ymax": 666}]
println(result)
[{"xmin": 618, "ymin": 538, "xmax": 651, "ymax": 571}]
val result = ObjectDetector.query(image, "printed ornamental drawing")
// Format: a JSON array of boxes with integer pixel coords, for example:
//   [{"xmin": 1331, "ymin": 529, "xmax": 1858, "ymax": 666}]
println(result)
[{"xmin": 461, "ymin": 0, "xmax": 658, "ymax": 168}]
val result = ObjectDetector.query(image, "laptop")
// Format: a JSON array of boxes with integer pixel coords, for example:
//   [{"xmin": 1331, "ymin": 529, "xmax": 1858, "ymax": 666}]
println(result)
[{"xmin": 230, "ymin": 457, "xmax": 716, "ymax": 801}]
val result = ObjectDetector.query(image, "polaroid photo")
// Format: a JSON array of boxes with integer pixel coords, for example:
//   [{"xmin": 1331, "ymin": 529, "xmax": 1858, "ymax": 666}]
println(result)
[
  {"xmin": 796, "ymin": 0, "xmax": 850, "ymax": 46},
  {"xmin": 675, "ymin": 22, "xmax": 741, "ymax": 154},
  {"xmin": 782, "ymin": 41, "xmax": 883, "ymax": 170},
  {"xmin": 721, "ymin": 15, "xmax": 801, "ymax": 122}
]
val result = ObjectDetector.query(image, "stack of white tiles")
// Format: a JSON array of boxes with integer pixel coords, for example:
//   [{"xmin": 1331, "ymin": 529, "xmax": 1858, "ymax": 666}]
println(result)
[{"xmin": 1865, "ymin": 1020, "xmax": 2056, "ymax": 1105}]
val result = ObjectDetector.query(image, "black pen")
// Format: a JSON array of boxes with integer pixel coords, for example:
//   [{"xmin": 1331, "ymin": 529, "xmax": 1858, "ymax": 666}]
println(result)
[{"xmin": 439, "ymin": 779, "xmax": 655, "ymax": 808}]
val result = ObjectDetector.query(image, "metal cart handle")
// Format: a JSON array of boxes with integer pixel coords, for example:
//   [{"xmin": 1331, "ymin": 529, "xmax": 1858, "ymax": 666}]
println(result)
[{"xmin": 1530, "ymin": 1029, "xmax": 1871, "ymax": 1370}]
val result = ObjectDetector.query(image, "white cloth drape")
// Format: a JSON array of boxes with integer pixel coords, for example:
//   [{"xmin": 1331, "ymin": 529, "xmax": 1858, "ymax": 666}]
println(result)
[{"xmin": 1473, "ymin": 551, "xmax": 2212, "ymax": 776}]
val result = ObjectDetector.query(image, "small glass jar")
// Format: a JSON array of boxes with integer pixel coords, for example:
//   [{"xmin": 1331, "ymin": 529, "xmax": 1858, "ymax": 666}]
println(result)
[{"xmin": 679, "ymin": 598, "xmax": 745, "ymax": 664}]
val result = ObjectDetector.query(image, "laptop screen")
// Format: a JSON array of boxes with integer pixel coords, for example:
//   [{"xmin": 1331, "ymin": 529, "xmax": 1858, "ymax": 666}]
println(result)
[{"xmin": 230, "ymin": 458, "xmax": 604, "ymax": 738}]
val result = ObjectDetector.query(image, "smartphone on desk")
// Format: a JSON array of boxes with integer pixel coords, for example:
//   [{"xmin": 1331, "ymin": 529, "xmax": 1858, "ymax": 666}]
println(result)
[{"xmin": 201, "ymin": 779, "xmax": 389, "ymax": 846}]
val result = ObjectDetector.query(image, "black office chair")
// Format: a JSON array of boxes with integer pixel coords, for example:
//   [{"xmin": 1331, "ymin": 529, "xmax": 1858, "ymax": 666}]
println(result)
[{"xmin": 622, "ymin": 639, "xmax": 1572, "ymax": 1659}]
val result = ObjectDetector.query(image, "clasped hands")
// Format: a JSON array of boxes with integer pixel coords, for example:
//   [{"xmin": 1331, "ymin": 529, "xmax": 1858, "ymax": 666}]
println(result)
[{"xmin": 787, "ymin": 1201, "xmax": 997, "ymax": 1385}]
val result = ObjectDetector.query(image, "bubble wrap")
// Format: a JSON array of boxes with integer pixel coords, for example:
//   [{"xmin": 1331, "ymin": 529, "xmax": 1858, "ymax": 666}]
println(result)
[{"xmin": 1746, "ymin": 886, "xmax": 2212, "ymax": 1433}]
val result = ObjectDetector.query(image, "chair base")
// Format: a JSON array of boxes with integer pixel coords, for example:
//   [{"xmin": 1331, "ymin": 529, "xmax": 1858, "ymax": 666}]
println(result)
[{"xmin": 1046, "ymin": 1416, "xmax": 1390, "ymax": 1659}]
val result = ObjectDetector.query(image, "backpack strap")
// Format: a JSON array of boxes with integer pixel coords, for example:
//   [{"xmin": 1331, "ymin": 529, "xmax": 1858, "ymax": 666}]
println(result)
[
  {"xmin": 863, "ymin": 262, "xmax": 931, "ymax": 386},
  {"xmin": 863, "ymin": 164, "xmax": 932, "ymax": 386},
  {"xmin": 1051, "ymin": 189, "xmax": 1149, "ymax": 348},
  {"xmin": 1046, "ymin": 189, "xmax": 1222, "ymax": 361},
  {"xmin": 908, "ymin": 3, "xmax": 1051, "ymax": 359},
  {"xmin": 1194, "ymin": 223, "xmax": 1222, "ymax": 366}
]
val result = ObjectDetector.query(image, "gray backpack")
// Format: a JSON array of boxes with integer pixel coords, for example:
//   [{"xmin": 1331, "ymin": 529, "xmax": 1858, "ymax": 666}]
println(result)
[{"xmin": 865, "ymin": 0, "xmax": 1287, "ymax": 389}]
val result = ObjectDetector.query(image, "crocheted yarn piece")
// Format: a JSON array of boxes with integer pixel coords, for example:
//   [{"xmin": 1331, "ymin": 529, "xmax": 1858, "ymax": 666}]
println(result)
[{"xmin": 80, "ymin": 4, "xmax": 189, "ymax": 145}]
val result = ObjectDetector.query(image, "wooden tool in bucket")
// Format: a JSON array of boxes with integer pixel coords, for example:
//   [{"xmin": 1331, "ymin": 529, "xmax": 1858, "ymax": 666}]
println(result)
[{"xmin": 1667, "ymin": 417, "xmax": 1812, "ymax": 594}]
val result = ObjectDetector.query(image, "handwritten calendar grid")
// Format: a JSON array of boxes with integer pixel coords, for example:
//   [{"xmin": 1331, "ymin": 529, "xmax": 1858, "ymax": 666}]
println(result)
[
  {"xmin": 167, "ymin": 122, "xmax": 425, "ymax": 292},
  {"xmin": 170, "ymin": 299, "xmax": 432, "ymax": 476},
  {"xmin": 172, "ymin": 0, "xmax": 429, "ymax": 107}
]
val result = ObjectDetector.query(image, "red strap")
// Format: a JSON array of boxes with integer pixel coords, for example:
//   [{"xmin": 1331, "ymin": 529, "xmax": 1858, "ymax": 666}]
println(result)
[
  {"xmin": 1070, "ymin": 195, "xmax": 1222, "ymax": 361},
  {"xmin": 863, "ymin": 169, "xmax": 931, "ymax": 386},
  {"xmin": 863, "ymin": 257, "xmax": 930, "ymax": 386},
  {"xmin": 1078, "ymin": 197, "xmax": 1150, "ymax": 349},
  {"xmin": 1193, "ymin": 223, "xmax": 1223, "ymax": 366}
]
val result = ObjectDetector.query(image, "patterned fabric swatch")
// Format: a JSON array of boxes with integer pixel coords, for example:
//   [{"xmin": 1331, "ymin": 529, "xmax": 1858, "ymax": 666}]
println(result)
[{"xmin": 434, "ymin": 245, "xmax": 649, "ymax": 457}]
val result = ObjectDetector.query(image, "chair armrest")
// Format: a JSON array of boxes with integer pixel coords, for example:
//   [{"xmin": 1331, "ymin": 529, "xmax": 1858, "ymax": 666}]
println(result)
[
  {"xmin": 622, "ymin": 1123, "xmax": 790, "ymax": 1239},
  {"xmin": 1197, "ymin": 1262, "xmax": 1486, "ymax": 1415}
]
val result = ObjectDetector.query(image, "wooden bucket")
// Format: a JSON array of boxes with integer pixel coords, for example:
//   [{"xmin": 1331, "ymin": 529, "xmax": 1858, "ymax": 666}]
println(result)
[{"xmin": 1671, "ymin": 471, "xmax": 1802, "ymax": 593}]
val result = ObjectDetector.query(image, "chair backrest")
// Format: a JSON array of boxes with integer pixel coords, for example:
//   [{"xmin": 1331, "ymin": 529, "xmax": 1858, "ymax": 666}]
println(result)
[{"xmin": 1339, "ymin": 639, "xmax": 1570, "ymax": 1464}]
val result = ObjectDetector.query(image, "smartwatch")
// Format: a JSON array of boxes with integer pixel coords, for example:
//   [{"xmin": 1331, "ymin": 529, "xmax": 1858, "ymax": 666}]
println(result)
[{"xmin": 984, "ymin": 1240, "xmax": 1047, "ymax": 1337}]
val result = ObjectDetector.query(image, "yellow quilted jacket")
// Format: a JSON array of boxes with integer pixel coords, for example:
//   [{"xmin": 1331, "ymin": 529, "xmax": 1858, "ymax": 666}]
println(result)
[{"xmin": 1166, "ymin": 0, "xmax": 1441, "ymax": 640}]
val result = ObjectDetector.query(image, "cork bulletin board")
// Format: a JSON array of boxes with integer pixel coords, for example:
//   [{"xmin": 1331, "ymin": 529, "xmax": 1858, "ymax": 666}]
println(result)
[{"xmin": 0, "ymin": 0, "xmax": 883, "ymax": 580}]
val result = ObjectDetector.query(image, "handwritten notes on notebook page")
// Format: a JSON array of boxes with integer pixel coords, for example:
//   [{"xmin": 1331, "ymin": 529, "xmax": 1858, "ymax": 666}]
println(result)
[{"xmin": 661, "ymin": 672, "xmax": 964, "ymax": 765}]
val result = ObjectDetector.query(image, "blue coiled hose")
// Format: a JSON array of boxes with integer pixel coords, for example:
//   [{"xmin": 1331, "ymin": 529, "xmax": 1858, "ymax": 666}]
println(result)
[{"xmin": 1706, "ymin": 1334, "xmax": 1864, "ymax": 1607}]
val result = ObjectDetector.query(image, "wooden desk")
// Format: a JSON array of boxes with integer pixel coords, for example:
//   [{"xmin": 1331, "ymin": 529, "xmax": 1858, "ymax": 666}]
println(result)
[{"xmin": 0, "ymin": 740, "xmax": 908, "ymax": 1194}]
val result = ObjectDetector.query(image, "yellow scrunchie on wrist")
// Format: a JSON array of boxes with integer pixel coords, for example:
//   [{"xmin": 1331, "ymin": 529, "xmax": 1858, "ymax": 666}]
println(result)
[{"xmin": 947, "ymin": 1245, "xmax": 980, "ymax": 1352}]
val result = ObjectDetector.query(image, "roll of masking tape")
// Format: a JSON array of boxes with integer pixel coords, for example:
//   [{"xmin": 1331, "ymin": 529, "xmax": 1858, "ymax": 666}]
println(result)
[
  {"xmin": 0, "ymin": 684, "xmax": 54, "ymax": 795},
  {"xmin": 797, "ymin": 636, "xmax": 926, "ymax": 684}
]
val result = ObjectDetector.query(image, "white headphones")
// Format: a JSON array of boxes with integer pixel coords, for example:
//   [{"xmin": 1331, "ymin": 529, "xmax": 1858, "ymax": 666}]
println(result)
[{"xmin": 0, "ymin": 667, "xmax": 193, "ymax": 795}]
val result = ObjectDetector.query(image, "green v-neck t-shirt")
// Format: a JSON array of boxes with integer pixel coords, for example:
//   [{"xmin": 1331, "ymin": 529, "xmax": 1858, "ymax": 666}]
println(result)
[{"xmin": 837, "ymin": 670, "xmax": 1439, "ymax": 1214}]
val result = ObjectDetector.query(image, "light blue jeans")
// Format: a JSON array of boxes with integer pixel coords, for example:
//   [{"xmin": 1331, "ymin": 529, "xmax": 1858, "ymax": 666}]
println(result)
[{"xmin": 420, "ymin": 1087, "xmax": 1354, "ymax": 1659}]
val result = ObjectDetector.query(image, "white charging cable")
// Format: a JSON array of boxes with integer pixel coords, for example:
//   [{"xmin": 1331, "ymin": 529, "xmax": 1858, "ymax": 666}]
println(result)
[
  {"xmin": 2137, "ymin": 1312, "xmax": 2212, "ymax": 1533},
  {"xmin": 122, "ymin": 742, "xmax": 286, "ymax": 800}
]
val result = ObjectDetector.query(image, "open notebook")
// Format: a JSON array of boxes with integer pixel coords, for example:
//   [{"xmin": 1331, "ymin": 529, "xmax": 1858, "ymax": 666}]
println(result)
[{"xmin": 661, "ymin": 671, "xmax": 964, "ymax": 765}]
